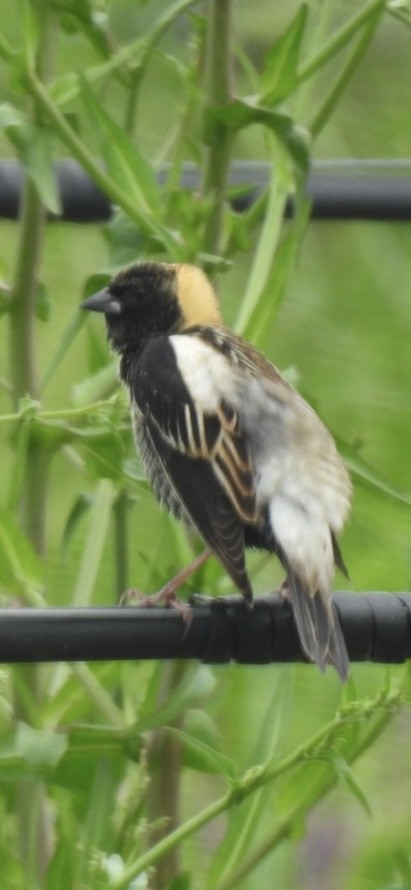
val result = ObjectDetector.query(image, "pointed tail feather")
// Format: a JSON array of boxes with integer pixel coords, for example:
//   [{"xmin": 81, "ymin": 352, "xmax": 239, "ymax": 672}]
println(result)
[
  {"xmin": 287, "ymin": 570, "xmax": 350, "ymax": 682},
  {"xmin": 327, "ymin": 612, "xmax": 350, "ymax": 682}
]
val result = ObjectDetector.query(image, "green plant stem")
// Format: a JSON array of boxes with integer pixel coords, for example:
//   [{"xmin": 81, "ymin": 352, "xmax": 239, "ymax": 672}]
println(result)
[
  {"xmin": 10, "ymin": 7, "xmax": 56, "ymax": 880},
  {"xmin": 214, "ymin": 697, "xmax": 397, "ymax": 890},
  {"xmin": 22, "ymin": 436, "xmax": 50, "ymax": 556},
  {"xmin": 0, "ymin": 399, "xmax": 121, "ymax": 424},
  {"xmin": 9, "ymin": 177, "xmax": 44, "ymax": 406},
  {"xmin": 202, "ymin": 0, "xmax": 234, "ymax": 256},
  {"xmin": 112, "ymin": 688, "xmax": 402, "ymax": 890},
  {"xmin": 113, "ymin": 487, "xmax": 130, "ymax": 597},
  {"xmin": 146, "ymin": 661, "xmax": 187, "ymax": 890}
]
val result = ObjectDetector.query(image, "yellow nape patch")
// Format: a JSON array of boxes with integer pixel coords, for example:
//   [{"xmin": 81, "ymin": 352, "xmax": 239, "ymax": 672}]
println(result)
[{"xmin": 174, "ymin": 264, "xmax": 223, "ymax": 327}]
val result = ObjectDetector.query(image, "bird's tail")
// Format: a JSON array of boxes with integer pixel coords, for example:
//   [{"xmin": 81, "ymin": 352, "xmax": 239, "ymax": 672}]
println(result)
[{"xmin": 287, "ymin": 570, "xmax": 350, "ymax": 682}]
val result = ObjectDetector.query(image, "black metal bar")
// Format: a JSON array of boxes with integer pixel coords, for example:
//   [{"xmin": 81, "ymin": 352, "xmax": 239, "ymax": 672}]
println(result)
[
  {"xmin": 0, "ymin": 592, "xmax": 410, "ymax": 666},
  {"xmin": 0, "ymin": 159, "xmax": 411, "ymax": 222}
]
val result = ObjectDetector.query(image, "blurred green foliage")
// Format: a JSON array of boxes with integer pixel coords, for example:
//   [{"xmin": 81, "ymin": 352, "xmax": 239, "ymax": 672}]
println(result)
[{"xmin": 0, "ymin": 1, "xmax": 410, "ymax": 889}]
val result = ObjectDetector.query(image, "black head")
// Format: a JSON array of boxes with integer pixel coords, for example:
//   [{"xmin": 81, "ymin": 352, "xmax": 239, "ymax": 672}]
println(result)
[{"xmin": 81, "ymin": 262, "xmax": 183, "ymax": 357}]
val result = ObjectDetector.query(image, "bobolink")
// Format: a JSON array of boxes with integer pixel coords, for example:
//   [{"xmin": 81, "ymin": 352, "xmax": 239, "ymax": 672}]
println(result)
[{"xmin": 82, "ymin": 262, "xmax": 352, "ymax": 680}]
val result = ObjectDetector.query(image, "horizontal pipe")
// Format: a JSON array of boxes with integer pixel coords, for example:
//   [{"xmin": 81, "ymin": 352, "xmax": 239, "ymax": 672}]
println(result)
[
  {"xmin": 0, "ymin": 159, "xmax": 410, "ymax": 222},
  {"xmin": 0, "ymin": 592, "xmax": 410, "ymax": 665}
]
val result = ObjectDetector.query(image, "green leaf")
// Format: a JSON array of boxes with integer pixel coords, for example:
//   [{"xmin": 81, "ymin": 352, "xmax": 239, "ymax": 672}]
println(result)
[
  {"xmin": 51, "ymin": 724, "xmax": 127, "ymax": 791},
  {"xmin": 105, "ymin": 209, "xmax": 154, "ymax": 268},
  {"xmin": 243, "ymin": 195, "xmax": 311, "ymax": 347},
  {"xmin": 0, "ymin": 504, "xmax": 44, "ymax": 601},
  {"xmin": 337, "ymin": 439, "xmax": 411, "ymax": 507},
  {"xmin": 6, "ymin": 419, "xmax": 31, "ymax": 512},
  {"xmin": 61, "ymin": 493, "xmax": 92, "ymax": 557},
  {"xmin": 261, "ymin": 5, "xmax": 308, "ymax": 104},
  {"xmin": 317, "ymin": 750, "xmax": 372, "ymax": 815},
  {"xmin": 0, "ymin": 722, "xmax": 67, "ymax": 780},
  {"xmin": 79, "ymin": 75, "xmax": 161, "ymax": 218},
  {"xmin": 49, "ymin": 0, "xmax": 197, "ymax": 107},
  {"xmin": 41, "ymin": 309, "xmax": 86, "ymax": 391},
  {"xmin": 86, "ymin": 324, "xmax": 111, "ymax": 374},
  {"xmin": 168, "ymin": 874, "xmax": 191, "ymax": 890},
  {"xmin": 309, "ymin": 7, "xmax": 383, "ymax": 139},
  {"xmin": 78, "ymin": 428, "xmax": 126, "ymax": 481},
  {"xmin": 165, "ymin": 726, "xmax": 236, "ymax": 777},
  {"xmin": 45, "ymin": 837, "xmax": 76, "ymax": 890},
  {"xmin": 82, "ymin": 272, "xmax": 111, "ymax": 300},
  {"xmin": 76, "ymin": 759, "xmax": 119, "ymax": 885},
  {"xmin": 16, "ymin": 722, "xmax": 67, "ymax": 771},
  {"xmin": 205, "ymin": 99, "xmax": 309, "ymax": 172},
  {"xmin": 123, "ymin": 458, "xmax": 149, "ymax": 486},
  {"xmin": 235, "ymin": 150, "xmax": 293, "ymax": 335},
  {"xmin": 12, "ymin": 124, "xmax": 62, "ymax": 215},
  {"xmin": 57, "ymin": 0, "xmax": 111, "ymax": 57},
  {"xmin": 137, "ymin": 664, "xmax": 216, "ymax": 733},
  {"xmin": 71, "ymin": 478, "xmax": 116, "ymax": 606},
  {"xmin": 0, "ymin": 102, "xmax": 24, "ymax": 129},
  {"xmin": 35, "ymin": 281, "xmax": 52, "ymax": 322},
  {"xmin": 71, "ymin": 363, "xmax": 119, "ymax": 405}
]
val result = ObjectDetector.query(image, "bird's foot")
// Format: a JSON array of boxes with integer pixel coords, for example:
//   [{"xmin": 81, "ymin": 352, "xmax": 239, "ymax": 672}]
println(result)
[
  {"xmin": 120, "ymin": 549, "xmax": 211, "ymax": 626},
  {"xmin": 121, "ymin": 586, "xmax": 193, "ymax": 625}
]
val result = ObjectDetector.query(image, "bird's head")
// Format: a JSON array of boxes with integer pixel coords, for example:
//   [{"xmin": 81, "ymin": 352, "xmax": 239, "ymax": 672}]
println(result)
[{"xmin": 81, "ymin": 262, "xmax": 222, "ymax": 356}]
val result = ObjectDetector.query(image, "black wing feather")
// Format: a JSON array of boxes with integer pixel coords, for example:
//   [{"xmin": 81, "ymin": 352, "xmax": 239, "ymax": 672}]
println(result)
[{"xmin": 133, "ymin": 338, "xmax": 254, "ymax": 601}]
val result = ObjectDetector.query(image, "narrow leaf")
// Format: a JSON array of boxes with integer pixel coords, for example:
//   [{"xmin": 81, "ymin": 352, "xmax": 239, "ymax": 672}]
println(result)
[
  {"xmin": 49, "ymin": 0, "xmax": 197, "ymax": 106},
  {"xmin": 21, "ymin": 125, "xmax": 62, "ymax": 215},
  {"xmin": 51, "ymin": 723, "xmax": 127, "ymax": 791},
  {"xmin": 0, "ymin": 102, "xmax": 24, "ymax": 129},
  {"xmin": 243, "ymin": 195, "xmax": 311, "ymax": 346},
  {"xmin": 79, "ymin": 75, "xmax": 161, "ymax": 217},
  {"xmin": 61, "ymin": 493, "xmax": 92, "ymax": 557},
  {"xmin": 71, "ymin": 478, "xmax": 116, "ymax": 606},
  {"xmin": 317, "ymin": 750, "xmax": 372, "ymax": 815},
  {"xmin": 79, "ymin": 429, "xmax": 126, "ymax": 481},
  {"xmin": 261, "ymin": 5, "xmax": 308, "ymax": 103},
  {"xmin": 41, "ymin": 309, "xmax": 86, "ymax": 391},
  {"xmin": 310, "ymin": 10, "xmax": 383, "ymax": 138},
  {"xmin": 235, "ymin": 154, "xmax": 291, "ymax": 335},
  {"xmin": 164, "ymin": 726, "xmax": 236, "ymax": 777},
  {"xmin": 337, "ymin": 440, "xmax": 411, "ymax": 507},
  {"xmin": 0, "ymin": 504, "xmax": 44, "ymax": 601},
  {"xmin": 71, "ymin": 363, "xmax": 119, "ymax": 406}
]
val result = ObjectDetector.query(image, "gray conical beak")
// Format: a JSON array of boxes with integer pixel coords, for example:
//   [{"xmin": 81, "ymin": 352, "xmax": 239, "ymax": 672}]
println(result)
[{"xmin": 81, "ymin": 289, "xmax": 121, "ymax": 315}]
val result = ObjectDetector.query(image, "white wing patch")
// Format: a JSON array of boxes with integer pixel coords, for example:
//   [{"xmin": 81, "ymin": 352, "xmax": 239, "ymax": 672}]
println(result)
[{"xmin": 171, "ymin": 335, "xmax": 237, "ymax": 411}]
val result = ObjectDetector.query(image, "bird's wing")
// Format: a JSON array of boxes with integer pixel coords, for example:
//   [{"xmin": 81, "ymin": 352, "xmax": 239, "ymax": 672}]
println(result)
[{"xmin": 132, "ymin": 336, "xmax": 256, "ymax": 600}]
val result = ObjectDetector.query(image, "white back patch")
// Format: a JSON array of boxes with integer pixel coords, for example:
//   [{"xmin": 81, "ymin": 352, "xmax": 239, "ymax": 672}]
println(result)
[{"xmin": 171, "ymin": 335, "xmax": 236, "ymax": 411}]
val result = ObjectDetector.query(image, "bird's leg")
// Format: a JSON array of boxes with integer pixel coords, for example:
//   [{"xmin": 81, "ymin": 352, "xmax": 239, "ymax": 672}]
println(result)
[
  {"xmin": 279, "ymin": 578, "xmax": 292, "ymax": 602},
  {"xmin": 121, "ymin": 549, "xmax": 211, "ymax": 622}
]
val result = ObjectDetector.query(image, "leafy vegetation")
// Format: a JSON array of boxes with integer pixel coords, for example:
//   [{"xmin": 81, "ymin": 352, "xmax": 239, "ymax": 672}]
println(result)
[{"xmin": 0, "ymin": 1, "xmax": 410, "ymax": 888}]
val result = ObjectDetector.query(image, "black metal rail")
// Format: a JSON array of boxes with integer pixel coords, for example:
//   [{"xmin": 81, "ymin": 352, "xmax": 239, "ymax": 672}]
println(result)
[
  {"xmin": 1, "ymin": 592, "xmax": 410, "ymax": 666},
  {"xmin": 0, "ymin": 159, "xmax": 411, "ymax": 222}
]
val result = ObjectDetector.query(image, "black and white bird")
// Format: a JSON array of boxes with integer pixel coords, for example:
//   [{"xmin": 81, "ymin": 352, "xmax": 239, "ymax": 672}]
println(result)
[{"xmin": 82, "ymin": 262, "xmax": 352, "ymax": 680}]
